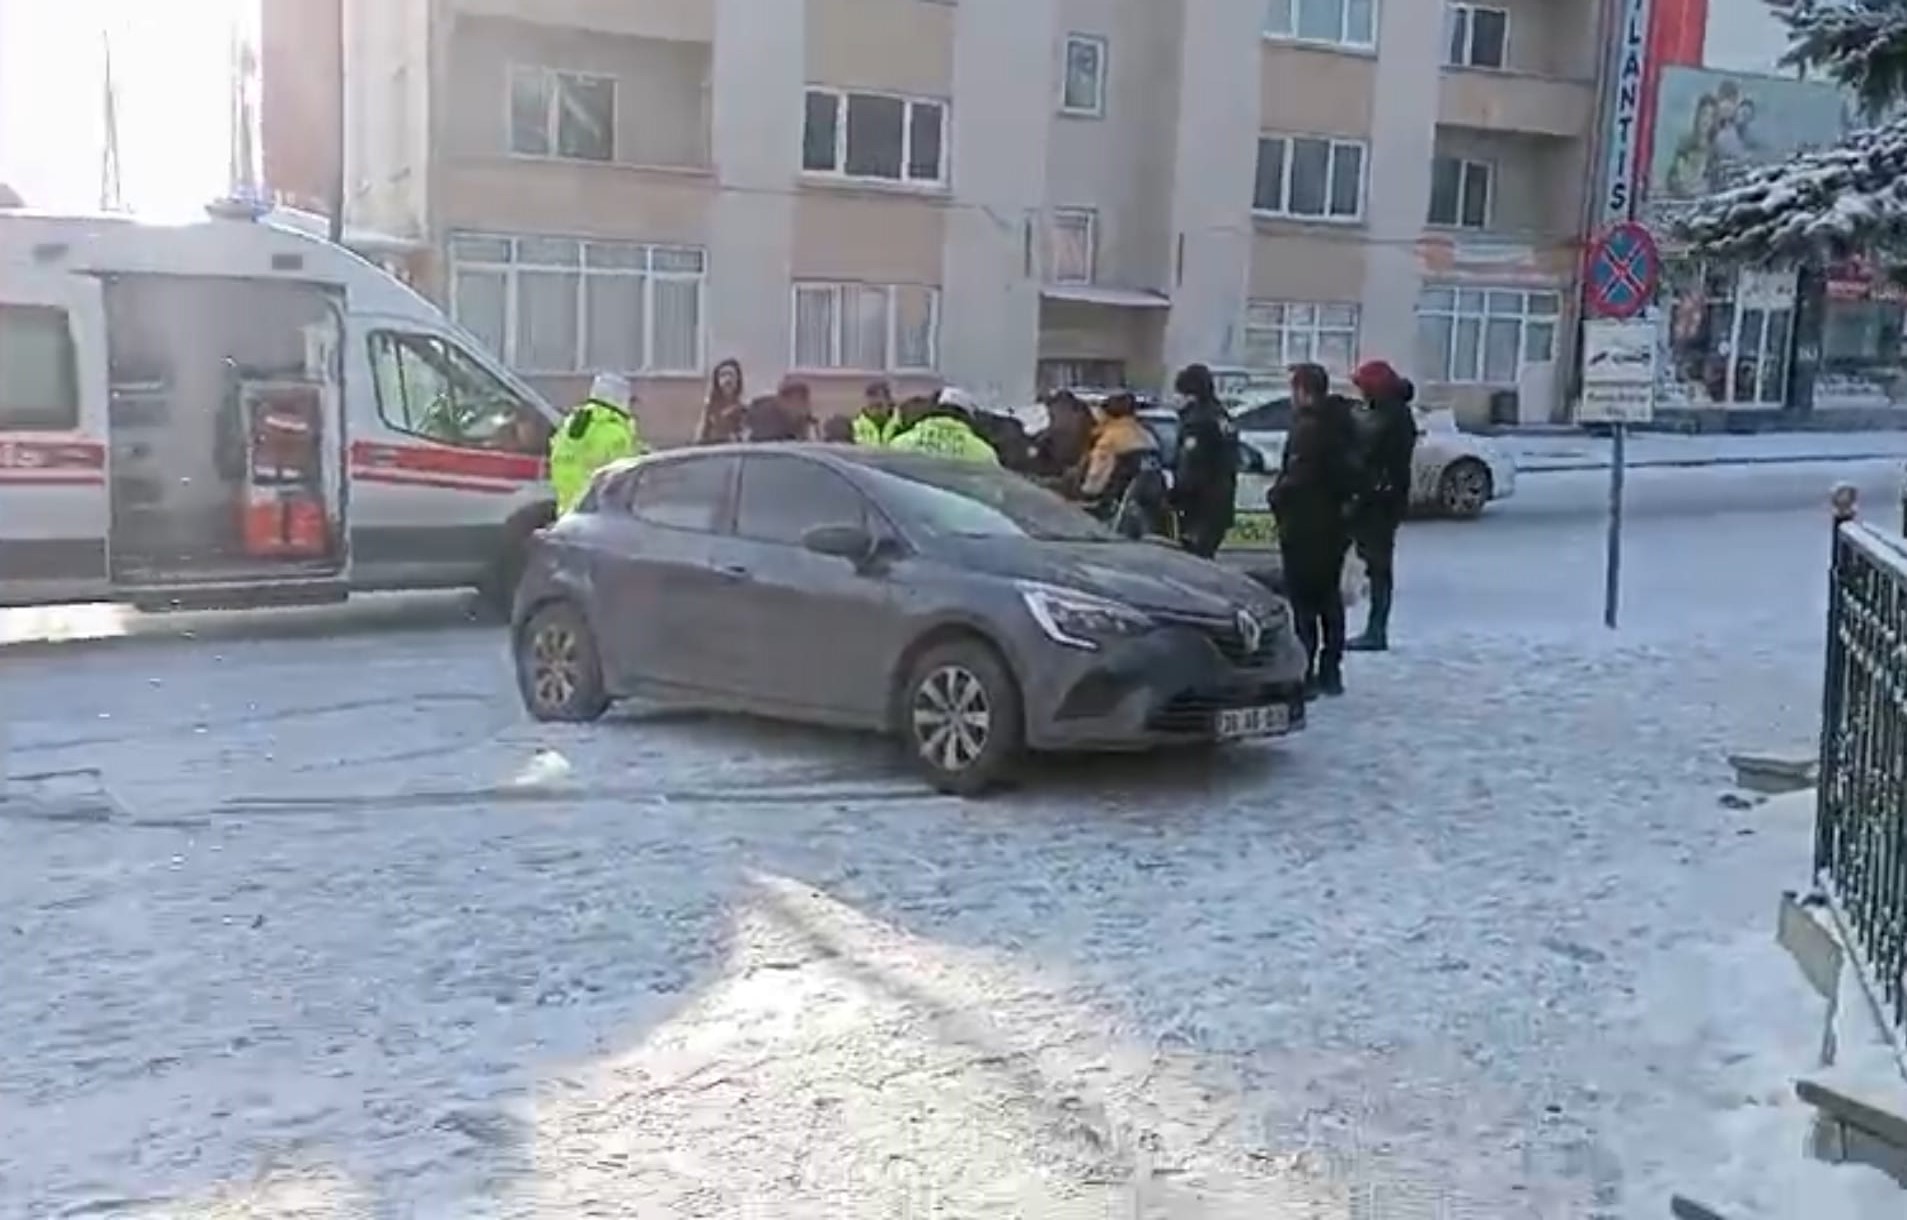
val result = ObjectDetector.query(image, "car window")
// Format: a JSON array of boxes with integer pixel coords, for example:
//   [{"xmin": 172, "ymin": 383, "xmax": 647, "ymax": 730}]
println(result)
[
  {"xmin": 1233, "ymin": 400, "xmax": 1294, "ymax": 432},
  {"xmin": 0, "ymin": 304, "xmax": 80, "ymax": 431},
  {"xmin": 369, "ymin": 331, "xmax": 550, "ymax": 454},
  {"xmin": 859, "ymin": 454, "xmax": 1117, "ymax": 543},
  {"xmin": 735, "ymin": 455, "xmax": 868, "ymax": 545},
  {"xmin": 627, "ymin": 456, "xmax": 736, "ymax": 533}
]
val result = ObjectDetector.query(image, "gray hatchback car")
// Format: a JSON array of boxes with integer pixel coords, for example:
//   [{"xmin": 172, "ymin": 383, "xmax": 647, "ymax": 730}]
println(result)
[{"xmin": 511, "ymin": 444, "xmax": 1309, "ymax": 794}]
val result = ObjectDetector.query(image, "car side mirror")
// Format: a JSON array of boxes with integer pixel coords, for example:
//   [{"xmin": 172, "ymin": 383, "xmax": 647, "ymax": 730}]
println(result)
[{"xmin": 803, "ymin": 523, "xmax": 876, "ymax": 563}]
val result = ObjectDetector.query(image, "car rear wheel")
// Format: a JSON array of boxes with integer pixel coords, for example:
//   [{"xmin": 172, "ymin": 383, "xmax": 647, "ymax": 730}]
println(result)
[
  {"xmin": 516, "ymin": 601, "xmax": 610, "ymax": 723},
  {"xmin": 902, "ymin": 640, "xmax": 1023, "ymax": 796},
  {"xmin": 1438, "ymin": 459, "xmax": 1492, "ymax": 519}
]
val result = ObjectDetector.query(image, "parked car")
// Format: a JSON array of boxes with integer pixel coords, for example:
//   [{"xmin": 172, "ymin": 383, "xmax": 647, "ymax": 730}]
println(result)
[
  {"xmin": 512, "ymin": 445, "xmax": 1310, "ymax": 795},
  {"xmin": 1229, "ymin": 398, "xmax": 1517, "ymax": 519}
]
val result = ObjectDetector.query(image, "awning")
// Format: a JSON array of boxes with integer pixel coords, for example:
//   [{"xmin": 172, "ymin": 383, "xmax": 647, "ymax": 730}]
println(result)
[{"xmin": 1040, "ymin": 284, "xmax": 1173, "ymax": 309}]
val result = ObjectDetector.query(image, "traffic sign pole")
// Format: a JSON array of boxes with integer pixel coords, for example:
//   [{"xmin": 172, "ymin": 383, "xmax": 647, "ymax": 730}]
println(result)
[
  {"xmin": 1581, "ymin": 221, "xmax": 1660, "ymax": 632},
  {"xmin": 1605, "ymin": 423, "xmax": 1626, "ymax": 629}
]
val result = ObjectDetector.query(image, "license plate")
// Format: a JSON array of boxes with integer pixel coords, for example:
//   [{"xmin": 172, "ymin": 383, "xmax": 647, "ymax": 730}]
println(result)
[
  {"xmin": 1216, "ymin": 703, "xmax": 1290, "ymax": 740},
  {"xmin": 1222, "ymin": 511, "xmax": 1279, "ymax": 551}
]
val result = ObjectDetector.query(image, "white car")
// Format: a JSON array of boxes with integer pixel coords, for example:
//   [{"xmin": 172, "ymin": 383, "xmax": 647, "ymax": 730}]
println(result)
[{"xmin": 1229, "ymin": 398, "xmax": 1517, "ymax": 520}]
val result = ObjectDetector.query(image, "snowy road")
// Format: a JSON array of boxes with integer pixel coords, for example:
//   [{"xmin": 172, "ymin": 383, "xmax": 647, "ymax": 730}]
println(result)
[{"xmin": 0, "ymin": 462, "xmax": 1894, "ymax": 1217}]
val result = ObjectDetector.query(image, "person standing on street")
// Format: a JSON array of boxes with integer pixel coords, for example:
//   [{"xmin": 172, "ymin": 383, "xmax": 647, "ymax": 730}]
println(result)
[
  {"xmin": 852, "ymin": 380, "xmax": 903, "ymax": 447},
  {"xmin": 695, "ymin": 358, "xmax": 747, "ymax": 444},
  {"xmin": 1347, "ymin": 360, "xmax": 1418, "ymax": 652},
  {"xmin": 550, "ymin": 372, "xmax": 647, "ymax": 515},
  {"xmin": 887, "ymin": 388, "xmax": 1001, "ymax": 463},
  {"xmin": 1170, "ymin": 364, "xmax": 1240, "ymax": 558},
  {"xmin": 1270, "ymin": 363, "xmax": 1357, "ymax": 696}
]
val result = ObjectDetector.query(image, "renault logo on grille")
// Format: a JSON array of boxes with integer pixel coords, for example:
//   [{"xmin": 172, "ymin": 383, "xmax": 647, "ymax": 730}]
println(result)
[{"xmin": 1235, "ymin": 609, "xmax": 1262, "ymax": 655}]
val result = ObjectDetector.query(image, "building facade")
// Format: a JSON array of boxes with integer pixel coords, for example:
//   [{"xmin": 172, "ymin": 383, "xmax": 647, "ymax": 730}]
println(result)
[
  {"xmin": 1621, "ymin": 0, "xmax": 1906, "ymax": 427},
  {"xmin": 315, "ymin": 0, "xmax": 1611, "ymax": 442}
]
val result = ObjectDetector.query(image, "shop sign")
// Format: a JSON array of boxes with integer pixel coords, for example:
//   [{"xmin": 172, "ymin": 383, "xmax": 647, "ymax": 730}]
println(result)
[
  {"xmin": 1600, "ymin": 0, "xmax": 1653, "ymax": 224},
  {"xmin": 1580, "ymin": 319, "xmax": 1658, "ymax": 424},
  {"xmin": 1738, "ymin": 268, "xmax": 1797, "ymax": 310}
]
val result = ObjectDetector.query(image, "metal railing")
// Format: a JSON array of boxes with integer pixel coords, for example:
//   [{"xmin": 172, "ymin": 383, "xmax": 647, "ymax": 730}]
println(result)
[{"xmin": 1817, "ymin": 491, "xmax": 1907, "ymax": 1048}]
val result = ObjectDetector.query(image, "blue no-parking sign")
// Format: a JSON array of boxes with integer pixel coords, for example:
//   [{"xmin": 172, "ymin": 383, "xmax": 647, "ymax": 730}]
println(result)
[{"xmin": 1585, "ymin": 222, "xmax": 1661, "ymax": 320}]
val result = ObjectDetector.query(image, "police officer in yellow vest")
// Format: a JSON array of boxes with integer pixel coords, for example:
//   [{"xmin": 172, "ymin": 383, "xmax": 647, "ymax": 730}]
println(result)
[
  {"xmin": 850, "ymin": 380, "xmax": 903, "ymax": 447},
  {"xmin": 550, "ymin": 372, "xmax": 649, "ymax": 515},
  {"xmin": 888, "ymin": 387, "xmax": 1000, "ymax": 464}
]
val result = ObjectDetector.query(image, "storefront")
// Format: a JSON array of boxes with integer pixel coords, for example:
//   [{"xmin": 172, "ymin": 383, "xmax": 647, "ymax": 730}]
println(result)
[
  {"xmin": 1658, "ymin": 261, "xmax": 1797, "ymax": 410},
  {"xmin": 1814, "ymin": 259, "xmax": 1907, "ymax": 411}
]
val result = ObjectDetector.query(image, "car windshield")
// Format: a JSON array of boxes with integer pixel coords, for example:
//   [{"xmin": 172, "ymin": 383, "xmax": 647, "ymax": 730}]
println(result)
[{"xmin": 855, "ymin": 453, "xmax": 1117, "ymax": 543}]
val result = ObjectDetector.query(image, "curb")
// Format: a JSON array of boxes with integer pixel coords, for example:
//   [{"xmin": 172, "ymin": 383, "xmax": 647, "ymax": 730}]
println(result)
[{"xmin": 1520, "ymin": 452, "xmax": 1907, "ymax": 475}]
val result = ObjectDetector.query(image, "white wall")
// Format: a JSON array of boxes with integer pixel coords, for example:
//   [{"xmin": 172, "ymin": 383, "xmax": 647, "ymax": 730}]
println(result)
[
  {"xmin": 941, "ymin": 0, "xmax": 1056, "ymax": 406},
  {"xmin": 1158, "ymin": 0, "xmax": 1259, "ymax": 376},
  {"xmin": 707, "ymin": 0, "xmax": 802, "ymax": 386}
]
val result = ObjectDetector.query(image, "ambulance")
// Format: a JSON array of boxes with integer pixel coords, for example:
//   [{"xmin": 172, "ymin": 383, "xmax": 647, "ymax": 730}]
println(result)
[{"xmin": 0, "ymin": 202, "xmax": 561, "ymax": 612}]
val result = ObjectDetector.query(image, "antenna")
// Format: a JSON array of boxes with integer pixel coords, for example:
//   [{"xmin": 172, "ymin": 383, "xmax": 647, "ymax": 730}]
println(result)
[{"xmin": 99, "ymin": 28, "xmax": 124, "ymax": 212}]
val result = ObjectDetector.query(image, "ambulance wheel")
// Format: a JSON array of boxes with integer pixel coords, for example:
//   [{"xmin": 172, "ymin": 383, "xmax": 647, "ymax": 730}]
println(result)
[{"xmin": 516, "ymin": 601, "xmax": 610, "ymax": 723}]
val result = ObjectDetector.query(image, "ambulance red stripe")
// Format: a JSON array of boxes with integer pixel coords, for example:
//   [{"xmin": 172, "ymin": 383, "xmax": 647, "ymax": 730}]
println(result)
[
  {"xmin": 348, "ymin": 440, "xmax": 543, "ymax": 483},
  {"xmin": 352, "ymin": 470, "xmax": 517, "ymax": 495},
  {"xmin": 0, "ymin": 439, "xmax": 108, "ymax": 471}
]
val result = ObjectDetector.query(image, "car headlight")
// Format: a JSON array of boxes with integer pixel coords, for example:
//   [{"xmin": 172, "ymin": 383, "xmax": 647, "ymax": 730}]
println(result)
[{"xmin": 1017, "ymin": 581, "xmax": 1153, "ymax": 651}]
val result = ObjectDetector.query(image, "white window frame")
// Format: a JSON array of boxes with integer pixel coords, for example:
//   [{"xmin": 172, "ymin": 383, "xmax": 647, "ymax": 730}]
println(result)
[
  {"xmin": 802, "ymin": 87, "xmax": 949, "ymax": 187},
  {"xmin": 789, "ymin": 282, "xmax": 942, "ymax": 374},
  {"xmin": 1415, "ymin": 285, "xmax": 1560, "ymax": 385},
  {"xmin": 448, "ymin": 233, "xmax": 707, "ymax": 376},
  {"xmin": 1428, "ymin": 156, "xmax": 1494, "ymax": 229},
  {"xmin": 1049, "ymin": 208, "xmax": 1098, "ymax": 285},
  {"xmin": 1242, "ymin": 301, "xmax": 1361, "ymax": 377},
  {"xmin": 1059, "ymin": 33, "xmax": 1109, "ymax": 118},
  {"xmin": 1253, "ymin": 134, "xmax": 1367, "ymax": 223},
  {"xmin": 506, "ymin": 65, "xmax": 618, "ymax": 163},
  {"xmin": 1445, "ymin": 4, "xmax": 1509, "ymax": 70},
  {"xmin": 1263, "ymin": 0, "xmax": 1379, "ymax": 51}
]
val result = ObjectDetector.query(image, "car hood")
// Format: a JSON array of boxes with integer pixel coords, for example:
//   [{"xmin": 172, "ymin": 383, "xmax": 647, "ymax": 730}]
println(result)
[{"xmin": 940, "ymin": 537, "xmax": 1268, "ymax": 618}]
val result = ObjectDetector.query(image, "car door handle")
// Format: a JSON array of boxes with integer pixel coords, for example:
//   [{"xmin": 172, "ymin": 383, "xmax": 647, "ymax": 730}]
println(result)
[{"xmin": 716, "ymin": 563, "xmax": 750, "ymax": 580}]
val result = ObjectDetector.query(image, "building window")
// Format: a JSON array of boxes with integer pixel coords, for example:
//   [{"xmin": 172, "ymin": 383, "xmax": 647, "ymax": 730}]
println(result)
[
  {"xmin": 1049, "ymin": 208, "xmax": 1098, "ymax": 284},
  {"xmin": 508, "ymin": 67, "xmax": 615, "ymax": 162},
  {"xmin": 1264, "ymin": 0, "xmax": 1378, "ymax": 49},
  {"xmin": 1428, "ymin": 157, "xmax": 1492, "ymax": 229},
  {"xmin": 1416, "ymin": 286, "xmax": 1559, "ymax": 384},
  {"xmin": 1445, "ymin": 4, "xmax": 1508, "ymax": 69},
  {"xmin": 449, "ymin": 234, "xmax": 706, "ymax": 375},
  {"xmin": 802, "ymin": 88, "xmax": 947, "ymax": 185},
  {"xmin": 791, "ymin": 283, "xmax": 940, "ymax": 373},
  {"xmin": 1060, "ymin": 34, "xmax": 1108, "ymax": 117},
  {"xmin": 1254, "ymin": 135, "xmax": 1366, "ymax": 221},
  {"xmin": 0, "ymin": 304, "xmax": 80, "ymax": 431},
  {"xmin": 1243, "ymin": 302, "xmax": 1360, "ymax": 376}
]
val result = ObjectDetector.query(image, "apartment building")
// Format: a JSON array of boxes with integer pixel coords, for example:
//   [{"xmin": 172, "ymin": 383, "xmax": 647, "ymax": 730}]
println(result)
[{"xmin": 323, "ymin": 0, "xmax": 1611, "ymax": 442}]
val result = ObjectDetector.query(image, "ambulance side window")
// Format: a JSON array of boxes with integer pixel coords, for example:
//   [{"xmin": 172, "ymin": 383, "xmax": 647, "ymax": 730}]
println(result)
[
  {"xmin": 368, "ymin": 331, "xmax": 550, "ymax": 454},
  {"xmin": 0, "ymin": 305, "xmax": 80, "ymax": 431}
]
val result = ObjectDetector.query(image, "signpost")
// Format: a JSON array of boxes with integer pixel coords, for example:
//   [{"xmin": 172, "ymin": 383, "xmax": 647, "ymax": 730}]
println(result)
[{"xmin": 1580, "ymin": 316, "xmax": 1658, "ymax": 628}]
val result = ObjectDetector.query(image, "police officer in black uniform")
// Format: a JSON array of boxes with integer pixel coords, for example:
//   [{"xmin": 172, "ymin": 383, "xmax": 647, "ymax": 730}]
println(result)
[{"xmin": 1170, "ymin": 364, "xmax": 1240, "ymax": 559}]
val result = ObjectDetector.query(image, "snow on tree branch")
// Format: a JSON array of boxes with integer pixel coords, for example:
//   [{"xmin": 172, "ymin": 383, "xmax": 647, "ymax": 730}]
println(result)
[
  {"xmin": 1667, "ymin": 114, "xmax": 1907, "ymax": 261},
  {"xmin": 1777, "ymin": 0, "xmax": 1907, "ymax": 118}
]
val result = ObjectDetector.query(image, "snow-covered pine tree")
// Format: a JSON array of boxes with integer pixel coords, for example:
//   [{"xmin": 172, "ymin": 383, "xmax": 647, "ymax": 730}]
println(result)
[{"xmin": 1669, "ymin": 0, "xmax": 1907, "ymax": 262}]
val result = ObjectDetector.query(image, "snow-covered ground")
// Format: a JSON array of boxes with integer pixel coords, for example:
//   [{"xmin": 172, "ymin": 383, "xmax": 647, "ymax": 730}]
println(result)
[{"xmin": 2, "ymin": 468, "xmax": 1904, "ymax": 1217}]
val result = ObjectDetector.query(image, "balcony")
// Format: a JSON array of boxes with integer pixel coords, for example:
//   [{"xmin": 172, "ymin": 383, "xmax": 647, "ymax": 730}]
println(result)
[
  {"xmin": 1438, "ymin": 69, "xmax": 1596, "ymax": 140},
  {"xmin": 447, "ymin": 0, "xmax": 711, "ymax": 43}
]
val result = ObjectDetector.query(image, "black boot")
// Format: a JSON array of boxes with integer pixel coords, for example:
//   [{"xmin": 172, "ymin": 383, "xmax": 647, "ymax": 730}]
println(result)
[
  {"xmin": 1317, "ymin": 601, "xmax": 1346, "ymax": 696},
  {"xmin": 1348, "ymin": 579, "xmax": 1392, "ymax": 652}
]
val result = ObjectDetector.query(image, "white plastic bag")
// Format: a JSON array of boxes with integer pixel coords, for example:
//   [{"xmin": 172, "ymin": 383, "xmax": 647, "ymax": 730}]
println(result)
[{"xmin": 1340, "ymin": 546, "xmax": 1368, "ymax": 608}]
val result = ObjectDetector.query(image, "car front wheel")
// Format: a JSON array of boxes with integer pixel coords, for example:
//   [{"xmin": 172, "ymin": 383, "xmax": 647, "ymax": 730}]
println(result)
[
  {"xmin": 902, "ymin": 640, "xmax": 1023, "ymax": 796},
  {"xmin": 516, "ymin": 601, "xmax": 610, "ymax": 722},
  {"xmin": 1438, "ymin": 459, "xmax": 1493, "ymax": 519}
]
